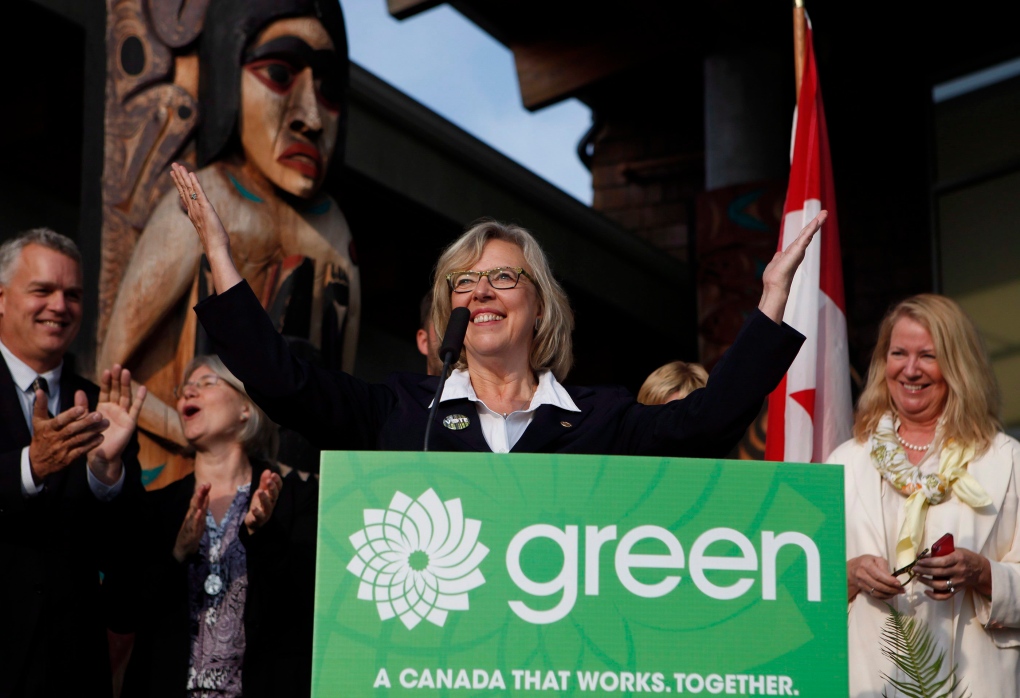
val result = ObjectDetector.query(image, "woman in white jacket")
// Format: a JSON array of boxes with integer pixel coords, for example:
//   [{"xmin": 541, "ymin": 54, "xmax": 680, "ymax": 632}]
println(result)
[{"xmin": 830, "ymin": 294, "xmax": 1020, "ymax": 697}]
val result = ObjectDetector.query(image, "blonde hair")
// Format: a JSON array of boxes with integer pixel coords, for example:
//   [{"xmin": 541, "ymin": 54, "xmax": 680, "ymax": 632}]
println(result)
[
  {"xmin": 430, "ymin": 219, "xmax": 574, "ymax": 381},
  {"xmin": 853, "ymin": 294, "xmax": 1000, "ymax": 453},
  {"xmin": 181, "ymin": 355, "xmax": 279, "ymax": 462},
  {"xmin": 637, "ymin": 361, "xmax": 709, "ymax": 405}
]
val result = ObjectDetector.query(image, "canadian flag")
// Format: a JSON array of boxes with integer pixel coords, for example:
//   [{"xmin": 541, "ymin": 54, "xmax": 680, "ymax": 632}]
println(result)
[{"xmin": 765, "ymin": 16, "xmax": 852, "ymax": 463}]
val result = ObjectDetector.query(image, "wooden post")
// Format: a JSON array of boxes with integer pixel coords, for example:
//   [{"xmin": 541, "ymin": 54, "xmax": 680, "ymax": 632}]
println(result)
[{"xmin": 793, "ymin": 0, "xmax": 807, "ymax": 102}]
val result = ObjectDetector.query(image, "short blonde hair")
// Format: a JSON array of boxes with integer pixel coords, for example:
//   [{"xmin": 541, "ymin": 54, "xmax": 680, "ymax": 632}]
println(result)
[
  {"xmin": 637, "ymin": 361, "xmax": 709, "ymax": 405},
  {"xmin": 430, "ymin": 219, "xmax": 574, "ymax": 381},
  {"xmin": 181, "ymin": 355, "xmax": 279, "ymax": 462},
  {"xmin": 853, "ymin": 294, "xmax": 1000, "ymax": 453}
]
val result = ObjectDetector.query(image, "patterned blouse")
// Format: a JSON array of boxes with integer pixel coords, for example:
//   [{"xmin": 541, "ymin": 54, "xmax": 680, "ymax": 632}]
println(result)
[{"xmin": 186, "ymin": 483, "xmax": 251, "ymax": 697}]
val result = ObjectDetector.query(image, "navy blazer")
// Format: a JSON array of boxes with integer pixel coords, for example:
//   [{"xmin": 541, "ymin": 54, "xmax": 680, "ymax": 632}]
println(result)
[
  {"xmin": 0, "ymin": 358, "xmax": 142, "ymax": 698},
  {"xmin": 197, "ymin": 282, "xmax": 804, "ymax": 458}
]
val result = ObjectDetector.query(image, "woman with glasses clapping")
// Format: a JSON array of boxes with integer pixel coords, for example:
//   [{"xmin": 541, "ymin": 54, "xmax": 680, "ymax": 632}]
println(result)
[
  {"xmin": 108, "ymin": 355, "xmax": 318, "ymax": 698},
  {"xmin": 170, "ymin": 162, "xmax": 817, "ymax": 458}
]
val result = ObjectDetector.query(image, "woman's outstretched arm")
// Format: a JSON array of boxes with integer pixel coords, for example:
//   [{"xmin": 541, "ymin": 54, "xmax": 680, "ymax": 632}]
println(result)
[
  {"xmin": 170, "ymin": 162, "xmax": 242, "ymax": 294},
  {"xmin": 757, "ymin": 210, "xmax": 827, "ymax": 323}
]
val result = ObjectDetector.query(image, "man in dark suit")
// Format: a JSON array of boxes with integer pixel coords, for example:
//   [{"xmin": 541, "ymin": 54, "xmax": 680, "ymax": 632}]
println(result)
[{"xmin": 0, "ymin": 228, "xmax": 144, "ymax": 698}]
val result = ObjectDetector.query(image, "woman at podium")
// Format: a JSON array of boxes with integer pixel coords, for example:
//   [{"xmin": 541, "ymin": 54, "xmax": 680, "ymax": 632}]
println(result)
[{"xmin": 171, "ymin": 163, "xmax": 817, "ymax": 457}]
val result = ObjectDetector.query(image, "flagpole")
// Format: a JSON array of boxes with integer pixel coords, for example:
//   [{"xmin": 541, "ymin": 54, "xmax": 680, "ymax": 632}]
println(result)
[{"xmin": 793, "ymin": 0, "xmax": 807, "ymax": 101}]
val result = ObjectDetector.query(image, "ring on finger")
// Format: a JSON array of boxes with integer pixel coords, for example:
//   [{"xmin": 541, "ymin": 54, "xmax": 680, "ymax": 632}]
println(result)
[{"xmin": 190, "ymin": 192, "xmax": 198, "ymax": 200}]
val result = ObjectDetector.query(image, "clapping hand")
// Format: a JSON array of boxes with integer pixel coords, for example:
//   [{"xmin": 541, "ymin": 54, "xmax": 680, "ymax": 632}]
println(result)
[
  {"xmin": 174, "ymin": 482, "xmax": 211, "ymax": 563},
  {"xmin": 88, "ymin": 364, "xmax": 146, "ymax": 485},
  {"xmin": 245, "ymin": 469, "xmax": 283, "ymax": 535},
  {"xmin": 758, "ymin": 210, "xmax": 828, "ymax": 323},
  {"xmin": 29, "ymin": 390, "xmax": 107, "ymax": 482}
]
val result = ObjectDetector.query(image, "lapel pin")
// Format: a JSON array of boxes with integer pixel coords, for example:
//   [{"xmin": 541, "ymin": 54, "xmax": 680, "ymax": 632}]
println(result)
[
  {"xmin": 443, "ymin": 414, "xmax": 471, "ymax": 430},
  {"xmin": 560, "ymin": 421, "xmax": 573, "ymax": 428}
]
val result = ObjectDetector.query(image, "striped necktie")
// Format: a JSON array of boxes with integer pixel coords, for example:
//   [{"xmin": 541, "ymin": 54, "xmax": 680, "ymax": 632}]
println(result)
[{"xmin": 30, "ymin": 376, "xmax": 54, "ymax": 418}]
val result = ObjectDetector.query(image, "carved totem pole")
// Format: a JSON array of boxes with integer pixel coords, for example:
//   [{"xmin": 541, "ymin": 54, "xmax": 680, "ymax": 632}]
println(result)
[{"xmin": 100, "ymin": 0, "xmax": 359, "ymax": 487}]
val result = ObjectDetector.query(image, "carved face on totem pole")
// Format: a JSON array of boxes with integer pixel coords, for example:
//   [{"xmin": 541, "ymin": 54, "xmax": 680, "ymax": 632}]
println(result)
[
  {"xmin": 198, "ymin": 0, "xmax": 349, "ymax": 196},
  {"xmin": 239, "ymin": 17, "xmax": 341, "ymax": 197}
]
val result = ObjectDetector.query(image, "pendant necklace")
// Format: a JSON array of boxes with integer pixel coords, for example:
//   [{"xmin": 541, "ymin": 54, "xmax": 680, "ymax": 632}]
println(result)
[
  {"xmin": 204, "ymin": 534, "xmax": 224, "ymax": 596},
  {"xmin": 204, "ymin": 507, "xmax": 227, "ymax": 596}
]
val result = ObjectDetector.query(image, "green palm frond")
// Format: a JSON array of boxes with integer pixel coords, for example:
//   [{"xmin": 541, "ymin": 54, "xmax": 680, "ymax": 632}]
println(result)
[{"xmin": 879, "ymin": 604, "xmax": 968, "ymax": 698}]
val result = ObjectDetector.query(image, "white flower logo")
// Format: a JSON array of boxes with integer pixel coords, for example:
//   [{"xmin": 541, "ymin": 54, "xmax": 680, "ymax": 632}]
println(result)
[{"xmin": 347, "ymin": 488, "xmax": 489, "ymax": 629}]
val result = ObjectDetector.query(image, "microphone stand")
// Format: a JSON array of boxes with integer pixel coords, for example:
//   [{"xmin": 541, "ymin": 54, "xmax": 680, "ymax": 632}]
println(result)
[
  {"xmin": 423, "ymin": 354, "xmax": 456, "ymax": 452},
  {"xmin": 423, "ymin": 306, "xmax": 470, "ymax": 451}
]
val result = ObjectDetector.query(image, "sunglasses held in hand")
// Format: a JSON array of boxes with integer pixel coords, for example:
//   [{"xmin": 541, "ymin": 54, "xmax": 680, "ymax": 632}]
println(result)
[
  {"xmin": 892, "ymin": 548, "xmax": 929, "ymax": 579},
  {"xmin": 892, "ymin": 533, "xmax": 955, "ymax": 579}
]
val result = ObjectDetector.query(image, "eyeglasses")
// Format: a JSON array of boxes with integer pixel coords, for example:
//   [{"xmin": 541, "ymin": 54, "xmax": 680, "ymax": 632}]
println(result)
[
  {"xmin": 446, "ymin": 267, "xmax": 533, "ymax": 293},
  {"xmin": 892, "ymin": 547, "xmax": 930, "ymax": 581},
  {"xmin": 174, "ymin": 374, "xmax": 224, "ymax": 398}
]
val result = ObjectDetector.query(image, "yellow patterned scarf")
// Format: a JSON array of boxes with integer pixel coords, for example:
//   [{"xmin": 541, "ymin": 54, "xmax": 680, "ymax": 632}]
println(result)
[{"xmin": 870, "ymin": 413, "xmax": 991, "ymax": 568}]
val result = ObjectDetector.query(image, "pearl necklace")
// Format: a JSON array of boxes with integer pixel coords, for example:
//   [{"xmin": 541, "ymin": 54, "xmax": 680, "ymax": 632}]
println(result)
[{"xmin": 896, "ymin": 429, "xmax": 934, "ymax": 452}]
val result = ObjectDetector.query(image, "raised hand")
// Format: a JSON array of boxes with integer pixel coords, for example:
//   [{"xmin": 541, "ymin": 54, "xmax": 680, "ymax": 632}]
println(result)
[
  {"xmin": 174, "ymin": 482, "xmax": 211, "ymax": 563},
  {"xmin": 170, "ymin": 162, "xmax": 230, "ymax": 257},
  {"xmin": 169, "ymin": 162, "xmax": 243, "ymax": 292},
  {"xmin": 758, "ymin": 210, "xmax": 828, "ymax": 323},
  {"xmin": 245, "ymin": 469, "xmax": 283, "ymax": 535},
  {"xmin": 88, "ymin": 364, "xmax": 146, "ymax": 485},
  {"xmin": 29, "ymin": 390, "xmax": 107, "ymax": 483}
]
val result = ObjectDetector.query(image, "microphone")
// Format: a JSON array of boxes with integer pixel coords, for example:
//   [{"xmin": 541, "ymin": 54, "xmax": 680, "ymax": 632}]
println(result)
[
  {"xmin": 438, "ymin": 307, "xmax": 470, "ymax": 364},
  {"xmin": 424, "ymin": 307, "xmax": 471, "ymax": 451}
]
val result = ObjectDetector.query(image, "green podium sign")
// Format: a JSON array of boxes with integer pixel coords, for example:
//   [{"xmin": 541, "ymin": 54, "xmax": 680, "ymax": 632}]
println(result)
[{"xmin": 313, "ymin": 452, "xmax": 846, "ymax": 696}]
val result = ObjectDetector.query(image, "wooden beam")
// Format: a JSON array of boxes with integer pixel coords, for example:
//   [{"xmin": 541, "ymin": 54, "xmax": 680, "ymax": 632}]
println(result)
[
  {"xmin": 511, "ymin": 37, "xmax": 663, "ymax": 111},
  {"xmin": 387, "ymin": 0, "xmax": 444, "ymax": 21}
]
